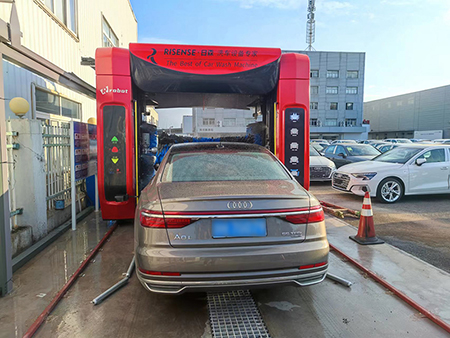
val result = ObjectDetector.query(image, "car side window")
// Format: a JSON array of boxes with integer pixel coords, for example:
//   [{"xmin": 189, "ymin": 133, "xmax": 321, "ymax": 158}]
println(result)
[
  {"xmin": 325, "ymin": 145, "xmax": 336, "ymax": 155},
  {"xmin": 416, "ymin": 149, "xmax": 446, "ymax": 163},
  {"xmin": 336, "ymin": 145, "xmax": 346, "ymax": 155}
]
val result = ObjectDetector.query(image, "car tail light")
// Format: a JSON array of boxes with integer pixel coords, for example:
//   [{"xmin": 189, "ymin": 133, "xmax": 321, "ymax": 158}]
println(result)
[
  {"xmin": 138, "ymin": 268, "xmax": 181, "ymax": 276},
  {"xmin": 140, "ymin": 210, "xmax": 192, "ymax": 228},
  {"xmin": 307, "ymin": 206, "xmax": 325, "ymax": 223},
  {"xmin": 299, "ymin": 261, "xmax": 328, "ymax": 269},
  {"xmin": 285, "ymin": 205, "xmax": 325, "ymax": 224}
]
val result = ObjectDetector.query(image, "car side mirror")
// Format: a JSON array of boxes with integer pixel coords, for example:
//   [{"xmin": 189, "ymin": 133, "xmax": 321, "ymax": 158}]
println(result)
[
  {"xmin": 416, "ymin": 158, "xmax": 426, "ymax": 166},
  {"xmin": 154, "ymin": 163, "xmax": 160, "ymax": 170},
  {"xmin": 337, "ymin": 153, "xmax": 346, "ymax": 158}
]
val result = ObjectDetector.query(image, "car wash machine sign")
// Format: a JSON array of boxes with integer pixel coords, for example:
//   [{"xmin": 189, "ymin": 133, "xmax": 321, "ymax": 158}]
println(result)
[{"xmin": 146, "ymin": 46, "xmax": 262, "ymax": 72}]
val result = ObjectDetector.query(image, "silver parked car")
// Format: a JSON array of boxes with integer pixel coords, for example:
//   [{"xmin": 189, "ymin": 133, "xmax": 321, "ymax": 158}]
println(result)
[{"xmin": 135, "ymin": 143, "xmax": 329, "ymax": 294}]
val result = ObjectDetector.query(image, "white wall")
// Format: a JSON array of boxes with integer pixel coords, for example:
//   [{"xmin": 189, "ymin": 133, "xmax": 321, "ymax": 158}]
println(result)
[
  {"xmin": 0, "ymin": 0, "xmax": 137, "ymax": 87},
  {"xmin": 3, "ymin": 59, "xmax": 96, "ymax": 121}
]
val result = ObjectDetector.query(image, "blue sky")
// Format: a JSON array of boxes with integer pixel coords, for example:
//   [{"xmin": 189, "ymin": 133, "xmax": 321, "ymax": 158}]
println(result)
[{"xmin": 129, "ymin": 0, "xmax": 450, "ymax": 127}]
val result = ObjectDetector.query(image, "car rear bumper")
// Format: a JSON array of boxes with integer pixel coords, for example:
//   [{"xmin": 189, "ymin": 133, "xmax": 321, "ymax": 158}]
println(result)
[
  {"xmin": 137, "ymin": 265, "xmax": 328, "ymax": 294},
  {"xmin": 135, "ymin": 239, "xmax": 329, "ymax": 294}
]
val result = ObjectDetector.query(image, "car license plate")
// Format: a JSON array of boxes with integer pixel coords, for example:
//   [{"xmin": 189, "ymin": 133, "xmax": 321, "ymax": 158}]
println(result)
[{"xmin": 212, "ymin": 219, "xmax": 267, "ymax": 238}]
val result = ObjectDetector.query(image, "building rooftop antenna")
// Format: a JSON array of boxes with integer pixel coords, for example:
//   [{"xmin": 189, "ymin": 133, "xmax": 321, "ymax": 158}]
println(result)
[{"xmin": 306, "ymin": 0, "xmax": 316, "ymax": 51}]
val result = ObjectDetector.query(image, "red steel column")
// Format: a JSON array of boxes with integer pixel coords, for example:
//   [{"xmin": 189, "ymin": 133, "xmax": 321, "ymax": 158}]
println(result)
[
  {"xmin": 96, "ymin": 48, "xmax": 135, "ymax": 219},
  {"xmin": 277, "ymin": 53, "xmax": 310, "ymax": 190}
]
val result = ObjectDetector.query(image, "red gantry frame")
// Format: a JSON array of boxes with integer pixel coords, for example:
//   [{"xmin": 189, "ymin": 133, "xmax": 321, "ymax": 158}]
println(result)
[{"xmin": 96, "ymin": 44, "xmax": 310, "ymax": 220}]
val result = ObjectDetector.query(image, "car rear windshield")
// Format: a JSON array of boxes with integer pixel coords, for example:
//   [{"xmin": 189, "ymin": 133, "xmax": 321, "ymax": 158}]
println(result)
[
  {"xmin": 344, "ymin": 145, "xmax": 380, "ymax": 156},
  {"xmin": 373, "ymin": 147, "xmax": 422, "ymax": 164},
  {"xmin": 162, "ymin": 151, "xmax": 291, "ymax": 182}
]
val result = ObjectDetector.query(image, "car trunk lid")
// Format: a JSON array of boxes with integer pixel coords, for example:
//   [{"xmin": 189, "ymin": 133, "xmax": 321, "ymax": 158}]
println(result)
[{"xmin": 154, "ymin": 180, "xmax": 312, "ymax": 247}]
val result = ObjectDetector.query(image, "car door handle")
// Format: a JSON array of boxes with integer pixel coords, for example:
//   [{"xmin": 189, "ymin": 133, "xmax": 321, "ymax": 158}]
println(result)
[{"xmin": 441, "ymin": 167, "xmax": 449, "ymax": 170}]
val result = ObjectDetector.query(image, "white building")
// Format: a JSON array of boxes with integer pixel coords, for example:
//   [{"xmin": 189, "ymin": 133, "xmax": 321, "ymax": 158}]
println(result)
[
  {"xmin": 0, "ymin": 0, "xmax": 137, "ymax": 122},
  {"xmin": 0, "ymin": 0, "xmax": 137, "ymax": 270},
  {"xmin": 192, "ymin": 107, "xmax": 258, "ymax": 137},
  {"xmin": 182, "ymin": 115, "xmax": 193, "ymax": 135}
]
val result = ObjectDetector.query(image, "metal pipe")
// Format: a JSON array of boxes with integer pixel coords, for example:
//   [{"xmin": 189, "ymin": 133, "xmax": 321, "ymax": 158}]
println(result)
[
  {"xmin": 326, "ymin": 273, "xmax": 353, "ymax": 287},
  {"xmin": 6, "ymin": 120, "xmax": 17, "ymax": 230},
  {"xmin": 125, "ymin": 256, "xmax": 135, "ymax": 277},
  {"xmin": 92, "ymin": 256, "xmax": 135, "ymax": 306}
]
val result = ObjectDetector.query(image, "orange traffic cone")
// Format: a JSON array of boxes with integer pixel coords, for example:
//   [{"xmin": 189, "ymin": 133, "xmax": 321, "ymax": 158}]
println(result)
[{"xmin": 349, "ymin": 192, "xmax": 384, "ymax": 245}]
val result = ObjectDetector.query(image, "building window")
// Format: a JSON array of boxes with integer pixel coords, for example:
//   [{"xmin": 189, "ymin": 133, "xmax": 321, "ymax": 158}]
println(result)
[
  {"xmin": 310, "ymin": 102, "xmax": 318, "ymax": 110},
  {"xmin": 347, "ymin": 71, "xmax": 359, "ymax": 79},
  {"xmin": 346, "ymin": 102, "xmax": 354, "ymax": 110},
  {"xmin": 327, "ymin": 70, "xmax": 339, "ymax": 78},
  {"xmin": 326, "ymin": 86, "xmax": 338, "ymax": 94},
  {"xmin": 39, "ymin": 0, "xmax": 78, "ymax": 34},
  {"xmin": 408, "ymin": 97, "xmax": 414, "ymax": 105},
  {"xmin": 329, "ymin": 102, "xmax": 338, "ymax": 110},
  {"xmin": 310, "ymin": 70, "xmax": 319, "ymax": 78},
  {"xmin": 102, "ymin": 17, "xmax": 119, "ymax": 47},
  {"xmin": 325, "ymin": 119, "xmax": 337, "ymax": 126},
  {"xmin": 35, "ymin": 87, "xmax": 81, "ymax": 119},
  {"xmin": 397, "ymin": 101, "xmax": 403, "ymax": 106},
  {"xmin": 345, "ymin": 118, "xmax": 357, "ymax": 126},
  {"xmin": 310, "ymin": 86, "xmax": 319, "ymax": 95},
  {"xmin": 223, "ymin": 118, "xmax": 236, "ymax": 127},
  {"xmin": 346, "ymin": 87, "xmax": 358, "ymax": 94},
  {"xmin": 310, "ymin": 118, "xmax": 319, "ymax": 126},
  {"xmin": 202, "ymin": 118, "xmax": 215, "ymax": 126}
]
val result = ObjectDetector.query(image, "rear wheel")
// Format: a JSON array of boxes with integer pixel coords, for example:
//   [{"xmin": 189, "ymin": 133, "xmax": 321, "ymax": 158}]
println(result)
[{"xmin": 376, "ymin": 178, "xmax": 403, "ymax": 203}]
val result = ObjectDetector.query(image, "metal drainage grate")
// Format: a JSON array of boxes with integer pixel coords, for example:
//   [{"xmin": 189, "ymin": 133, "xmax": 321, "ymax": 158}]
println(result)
[{"xmin": 207, "ymin": 290, "xmax": 271, "ymax": 338}]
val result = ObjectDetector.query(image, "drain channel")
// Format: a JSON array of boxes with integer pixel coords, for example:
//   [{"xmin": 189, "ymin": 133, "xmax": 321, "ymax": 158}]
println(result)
[{"xmin": 207, "ymin": 290, "xmax": 271, "ymax": 338}]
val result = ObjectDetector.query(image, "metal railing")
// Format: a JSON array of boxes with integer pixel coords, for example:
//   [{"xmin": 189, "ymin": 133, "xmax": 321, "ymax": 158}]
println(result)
[{"xmin": 42, "ymin": 120, "xmax": 85, "ymax": 211}]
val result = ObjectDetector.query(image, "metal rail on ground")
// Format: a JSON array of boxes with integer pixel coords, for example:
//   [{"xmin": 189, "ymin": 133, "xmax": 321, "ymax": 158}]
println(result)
[{"xmin": 22, "ymin": 222, "xmax": 118, "ymax": 338}]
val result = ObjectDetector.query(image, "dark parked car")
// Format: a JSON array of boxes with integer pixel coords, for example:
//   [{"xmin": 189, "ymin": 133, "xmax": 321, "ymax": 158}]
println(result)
[
  {"xmin": 135, "ymin": 143, "xmax": 329, "ymax": 294},
  {"xmin": 323, "ymin": 143, "xmax": 381, "ymax": 168},
  {"xmin": 378, "ymin": 144, "xmax": 399, "ymax": 153}
]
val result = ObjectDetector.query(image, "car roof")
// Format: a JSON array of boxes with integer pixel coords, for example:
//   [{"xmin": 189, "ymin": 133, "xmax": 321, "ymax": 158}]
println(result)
[
  {"xmin": 169, "ymin": 142, "xmax": 268, "ymax": 153},
  {"xmin": 330, "ymin": 143, "xmax": 370, "ymax": 146},
  {"xmin": 395, "ymin": 143, "xmax": 450, "ymax": 149}
]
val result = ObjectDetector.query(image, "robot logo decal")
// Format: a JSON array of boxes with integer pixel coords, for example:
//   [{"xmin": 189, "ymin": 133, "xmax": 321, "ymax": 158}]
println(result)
[
  {"xmin": 290, "ymin": 142, "xmax": 299, "ymax": 151},
  {"xmin": 290, "ymin": 128, "xmax": 299, "ymax": 136}
]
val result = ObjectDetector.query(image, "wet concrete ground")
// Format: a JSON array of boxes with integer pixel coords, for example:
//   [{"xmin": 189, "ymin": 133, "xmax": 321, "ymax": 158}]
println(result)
[
  {"xmin": 0, "ymin": 212, "xmax": 111, "ymax": 338},
  {"xmin": 310, "ymin": 182, "xmax": 450, "ymax": 273},
  {"xmin": 1, "ymin": 211, "xmax": 449, "ymax": 337}
]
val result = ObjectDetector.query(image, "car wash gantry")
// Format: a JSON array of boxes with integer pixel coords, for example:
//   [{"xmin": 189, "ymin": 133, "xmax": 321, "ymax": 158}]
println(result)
[{"xmin": 95, "ymin": 43, "xmax": 311, "ymax": 220}]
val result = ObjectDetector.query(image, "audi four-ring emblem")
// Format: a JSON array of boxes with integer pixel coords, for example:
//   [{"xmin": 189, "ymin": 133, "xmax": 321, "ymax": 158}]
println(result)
[{"xmin": 227, "ymin": 201, "xmax": 253, "ymax": 209}]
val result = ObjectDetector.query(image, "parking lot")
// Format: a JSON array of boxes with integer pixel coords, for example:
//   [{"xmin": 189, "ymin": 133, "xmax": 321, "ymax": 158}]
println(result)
[{"xmin": 311, "ymin": 182, "xmax": 450, "ymax": 273}]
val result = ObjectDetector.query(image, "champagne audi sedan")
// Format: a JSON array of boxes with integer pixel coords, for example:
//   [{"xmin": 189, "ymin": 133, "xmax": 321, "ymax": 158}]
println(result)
[{"xmin": 135, "ymin": 143, "xmax": 329, "ymax": 294}]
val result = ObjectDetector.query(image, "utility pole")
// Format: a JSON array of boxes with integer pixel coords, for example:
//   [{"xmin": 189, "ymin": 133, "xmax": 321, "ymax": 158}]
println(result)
[{"xmin": 306, "ymin": 0, "xmax": 316, "ymax": 51}]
